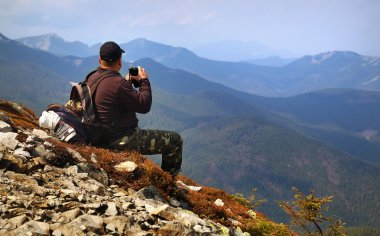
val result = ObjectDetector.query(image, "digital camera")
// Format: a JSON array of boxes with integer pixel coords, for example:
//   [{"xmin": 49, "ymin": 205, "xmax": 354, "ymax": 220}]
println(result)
[{"xmin": 129, "ymin": 67, "xmax": 139, "ymax": 76}]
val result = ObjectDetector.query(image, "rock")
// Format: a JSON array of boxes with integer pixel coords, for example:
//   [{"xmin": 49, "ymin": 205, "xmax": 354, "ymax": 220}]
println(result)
[
  {"xmin": 66, "ymin": 148, "xmax": 86, "ymax": 162},
  {"xmin": 11, "ymin": 220, "xmax": 50, "ymax": 236},
  {"xmin": 77, "ymin": 163, "xmax": 109, "ymax": 186},
  {"xmin": 214, "ymin": 198, "xmax": 225, "ymax": 207},
  {"xmin": 247, "ymin": 210, "xmax": 257, "ymax": 219},
  {"xmin": 4, "ymin": 214, "xmax": 28, "ymax": 230},
  {"xmin": 33, "ymin": 144, "xmax": 47, "ymax": 157},
  {"xmin": 134, "ymin": 186, "xmax": 166, "ymax": 203},
  {"xmin": 146, "ymin": 204, "xmax": 169, "ymax": 216},
  {"xmin": 0, "ymin": 112, "xmax": 13, "ymax": 125},
  {"xmin": 105, "ymin": 202, "xmax": 119, "ymax": 216},
  {"xmin": 0, "ymin": 132, "xmax": 19, "ymax": 150},
  {"xmin": 104, "ymin": 216, "xmax": 133, "ymax": 234},
  {"xmin": 13, "ymin": 148, "xmax": 31, "ymax": 159},
  {"xmin": 0, "ymin": 120, "xmax": 12, "ymax": 132},
  {"xmin": 193, "ymin": 224, "xmax": 212, "ymax": 233},
  {"xmin": 75, "ymin": 178, "xmax": 105, "ymax": 195},
  {"xmin": 53, "ymin": 214, "xmax": 104, "ymax": 235},
  {"xmin": 114, "ymin": 161, "xmax": 138, "ymax": 172},
  {"xmin": 2, "ymin": 154, "xmax": 27, "ymax": 173},
  {"xmin": 90, "ymin": 153, "xmax": 97, "ymax": 163},
  {"xmin": 176, "ymin": 180, "xmax": 202, "ymax": 191},
  {"xmin": 52, "ymin": 208, "xmax": 81, "ymax": 224},
  {"xmin": 32, "ymin": 129, "xmax": 50, "ymax": 139}
]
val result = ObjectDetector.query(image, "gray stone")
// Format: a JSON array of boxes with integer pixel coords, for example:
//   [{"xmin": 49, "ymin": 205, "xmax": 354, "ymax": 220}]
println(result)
[
  {"xmin": 75, "ymin": 178, "xmax": 105, "ymax": 195},
  {"xmin": 12, "ymin": 220, "xmax": 50, "ymax": 236},
  {"xmin": 77, "ymin": 163, "xmax": 109, "ymax": 186},
  {"xmin": 214, "ymin": 198, "xmax": 225, "ymax": 207},
  {"xmin": 0, "ymin": 132, "xmax": 18, "ymax": 150},
  {"xmin": 90, "ymin": 153, "xmax": 97, "ymax": 163},
  {"xmin": 0, "ymin": 112, "xmax": 13, "ymax": 125},
  {"xmin": 33, "ymin": 144, "xmax": 47, "ymax": 157},
  {"xmin": 13, "ymin": 148, "xmax": 31, "ymax": 159},
  {"xmin": 4, "ymin": 214, "xmax": 28, "ymax": 230},
  {"xmin": 66, "ymin": 148, "xmax": 86, "ymax": 162},
  {"xmin": 105, "ymin": 202, "xmax": 119, "ymax": 216},
  {"xmin": 32, "ymin": 129, "xmax": 50, "ymax": 139},
  {"xmin": 134, "ymin": 186, "xmax": 166, "ymax": 203},
  {"xmin": 114, "ymin": 161, "xmax": 137, "ymax": 172},
  {"xmin": 104, "ymin": 216, "xmax": 133, "ymax": 234},
  {"xmin": 0, "ymin": 120, "xmax": 12, "ymax": 132},
  {"xmin": 52, "ymin": 208, "xmax": 82, "ymax": 224}
]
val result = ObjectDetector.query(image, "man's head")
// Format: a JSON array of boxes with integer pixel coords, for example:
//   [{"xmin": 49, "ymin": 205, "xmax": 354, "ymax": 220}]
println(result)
[{"xmin": 99, "ymin": 41, "xmax": 125, "ymax": 69}]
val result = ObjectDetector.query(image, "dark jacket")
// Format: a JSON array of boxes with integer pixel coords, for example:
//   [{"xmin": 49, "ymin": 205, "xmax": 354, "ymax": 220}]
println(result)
[{"xmin": 88, "ymin": 67, "xmax": 152, "ymax": 141}]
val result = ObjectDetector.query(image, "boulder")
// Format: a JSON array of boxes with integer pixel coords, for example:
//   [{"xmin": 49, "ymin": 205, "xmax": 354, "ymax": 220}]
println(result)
[
  {"xmin": 0, "ymin": 120, "xmax": 12, "ymax": 132},
  {"xmin": 0, "ymin": 132, "xmax": 18, "ymax": 150}
]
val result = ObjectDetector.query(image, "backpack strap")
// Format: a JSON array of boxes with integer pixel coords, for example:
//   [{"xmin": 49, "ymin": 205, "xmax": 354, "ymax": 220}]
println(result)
[{"xmin": 81, "ymin": 70, "xmax": 118, "ymax": 124}]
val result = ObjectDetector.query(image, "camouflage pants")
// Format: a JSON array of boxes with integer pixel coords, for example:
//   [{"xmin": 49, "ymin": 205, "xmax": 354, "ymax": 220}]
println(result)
[{"xmin": 112, "ymin": 128, "xmax": 182, "ymax": 176}]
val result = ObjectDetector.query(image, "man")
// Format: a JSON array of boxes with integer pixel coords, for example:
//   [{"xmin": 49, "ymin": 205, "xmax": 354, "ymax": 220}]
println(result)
[{"xmin": 88, "ymin": 41, "xmax": 182, "ymax": 177}]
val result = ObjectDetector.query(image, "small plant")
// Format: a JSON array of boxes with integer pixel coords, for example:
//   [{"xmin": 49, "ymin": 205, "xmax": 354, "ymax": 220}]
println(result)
[
  {"xmin": 278, "ymin": 187, "xmax": 346, "ymax": 236},
  {"xmin": 232, "ymin": 188, "xmax": 267, "ymax": 210}
]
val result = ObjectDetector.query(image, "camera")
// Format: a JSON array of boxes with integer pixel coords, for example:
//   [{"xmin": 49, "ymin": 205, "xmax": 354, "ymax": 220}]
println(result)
[
  {"xmin": 128, "ymin": 67, "xmax": 141, "ymax": 88},
  {"xmin": 129, "ymin": 67, "xmax": 139, "ymax": 76}
]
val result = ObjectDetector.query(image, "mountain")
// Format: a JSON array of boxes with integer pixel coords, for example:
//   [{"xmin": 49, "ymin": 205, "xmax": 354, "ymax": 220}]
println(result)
[
  {"xmin": 251, "ymin": 89, "xmax": 380, "ymax": 166},
  {"xmin": 1, "ymin": 33, "xmax": 380, "ymax": 227},
  {"xmin": 278, "ymin": 51, "xmax": 380, "ymax": 95},
  {"xmin": 130, "ymin": 59, "xmax": 380, "ymax": 226},
  {"xmin": 17, "ymin": 35, "xmax": 380, "ymax": 97},
  {"xmin": 243, "ymin": 56, "xmax": 296, "ymax": 67},
  {"xmin": 191, "ymin": 40, "xmax": 293, "ymax": 61},
  {"xmin": 0, "ymin": 33, "xmax": 82, "ymax": 82},
  {"xmin": 119, "ymin": 39, "xmax": 380, "ymax": 97},
  {"xmin": 16, "ymin": 33, "xmax": 98, "ymax": 57}
]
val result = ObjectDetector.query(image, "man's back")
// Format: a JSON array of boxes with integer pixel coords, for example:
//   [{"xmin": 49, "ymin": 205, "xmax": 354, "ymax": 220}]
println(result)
[{"xmin": 88, "ymin": 68, "xmax": 152, "ymax": 141}]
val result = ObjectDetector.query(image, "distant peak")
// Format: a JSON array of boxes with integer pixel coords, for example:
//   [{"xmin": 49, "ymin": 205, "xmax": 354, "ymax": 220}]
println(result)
[
  {"xmin": 310, "ymin": 51, "xmax": 336, "ymax": 64},
  {"xmin": 310, "ymin": 51, "xmax": 360, "ymax": 64},
  {"xmin": 0, "ymin": 33, "xmax": 11, "ymax": 42}
]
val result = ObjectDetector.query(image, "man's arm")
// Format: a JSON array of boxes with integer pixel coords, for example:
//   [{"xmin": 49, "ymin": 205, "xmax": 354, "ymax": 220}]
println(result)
[{"xmin": 117, "ymin": 67, "xmax": 152, "ymax": 113}]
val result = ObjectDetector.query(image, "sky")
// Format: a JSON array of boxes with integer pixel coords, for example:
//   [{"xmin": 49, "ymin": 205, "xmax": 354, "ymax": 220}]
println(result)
[{"xmin": 1, "ymin": 0, "xmax": 380, "ymax": 57}]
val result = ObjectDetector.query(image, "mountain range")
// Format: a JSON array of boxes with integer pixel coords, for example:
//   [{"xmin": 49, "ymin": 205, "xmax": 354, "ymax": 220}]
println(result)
[
  {"xmin": 15, "ymin": 34, "xmax": 380, "ymax": 97},
  {"xmin": 1, "ymin": 32, "xmax": 380, "ymax": 228}
]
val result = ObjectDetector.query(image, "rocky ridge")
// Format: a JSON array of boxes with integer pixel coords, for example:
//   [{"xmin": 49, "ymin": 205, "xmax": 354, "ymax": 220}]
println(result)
[{"xmin": 0, "ymin": 100, "xmax": 291, "ymax": 235}]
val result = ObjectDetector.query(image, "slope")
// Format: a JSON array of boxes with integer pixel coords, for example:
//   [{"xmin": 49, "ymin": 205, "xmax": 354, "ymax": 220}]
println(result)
[
  {"xmin": 252, "ymin": 89, "xmax": 380, "ymax": 166},
  {"xmin": 0, "ymin": 33, "xmax": 82, "ymax": 82},
  {"xmin": 137, "ymin": 86, "xmax": 380, "ymax": 227}
]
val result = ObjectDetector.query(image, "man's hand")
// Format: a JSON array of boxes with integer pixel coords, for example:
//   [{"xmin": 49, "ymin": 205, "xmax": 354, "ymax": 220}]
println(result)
[{"xmin": 127, "ymin": 66, "xmax": 148, "ymax": 81}]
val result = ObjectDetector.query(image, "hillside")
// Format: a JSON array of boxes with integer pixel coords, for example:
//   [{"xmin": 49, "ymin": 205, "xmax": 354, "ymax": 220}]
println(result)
[
  {"xmin": 0, "ymin": 33, "xmax": 82, "ymax": 82},
  {"xmin": 251, "ymin": 89, "xmax": 380, "ymax": 166},
  {"xmin": 137, "ymin": 88, "xmax": 380, "ymax": 227},
  {"xmin": 0, "ymin": 100, "xmax": 291, "ymax": 235}
]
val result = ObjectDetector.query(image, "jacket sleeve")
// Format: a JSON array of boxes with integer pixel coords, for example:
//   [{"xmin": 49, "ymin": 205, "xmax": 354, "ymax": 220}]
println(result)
[{"xmin": 116, "ymin": 78, "xmax": 152, "ymax": 114}]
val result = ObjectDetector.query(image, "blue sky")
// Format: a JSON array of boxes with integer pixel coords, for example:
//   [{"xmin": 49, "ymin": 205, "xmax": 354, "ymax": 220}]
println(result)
[{"xmin": 1, "ymin": 0, "xmax": 379, "ymax": 56}]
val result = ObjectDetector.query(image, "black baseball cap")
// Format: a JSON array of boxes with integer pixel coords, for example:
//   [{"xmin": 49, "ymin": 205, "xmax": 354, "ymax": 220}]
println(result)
[{"xmin": 99, "ymin": 41, "xmax": 125, "ymax": 62}]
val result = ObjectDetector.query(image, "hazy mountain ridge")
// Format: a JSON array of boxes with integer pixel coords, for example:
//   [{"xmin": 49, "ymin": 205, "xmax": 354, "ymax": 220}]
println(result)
[
  {"xmin": 15, "ymin": 33, "xmax": 380, "ymax": 97},
  {"xmin": 16, "ymin": 33, "xmax": 99, "ymax": 57}
]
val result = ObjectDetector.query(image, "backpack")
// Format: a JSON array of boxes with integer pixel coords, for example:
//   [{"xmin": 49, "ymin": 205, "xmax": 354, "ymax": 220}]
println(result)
[{"xmin": 40, "ymin": 70, "xmax": 117, "ymax": 146}]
